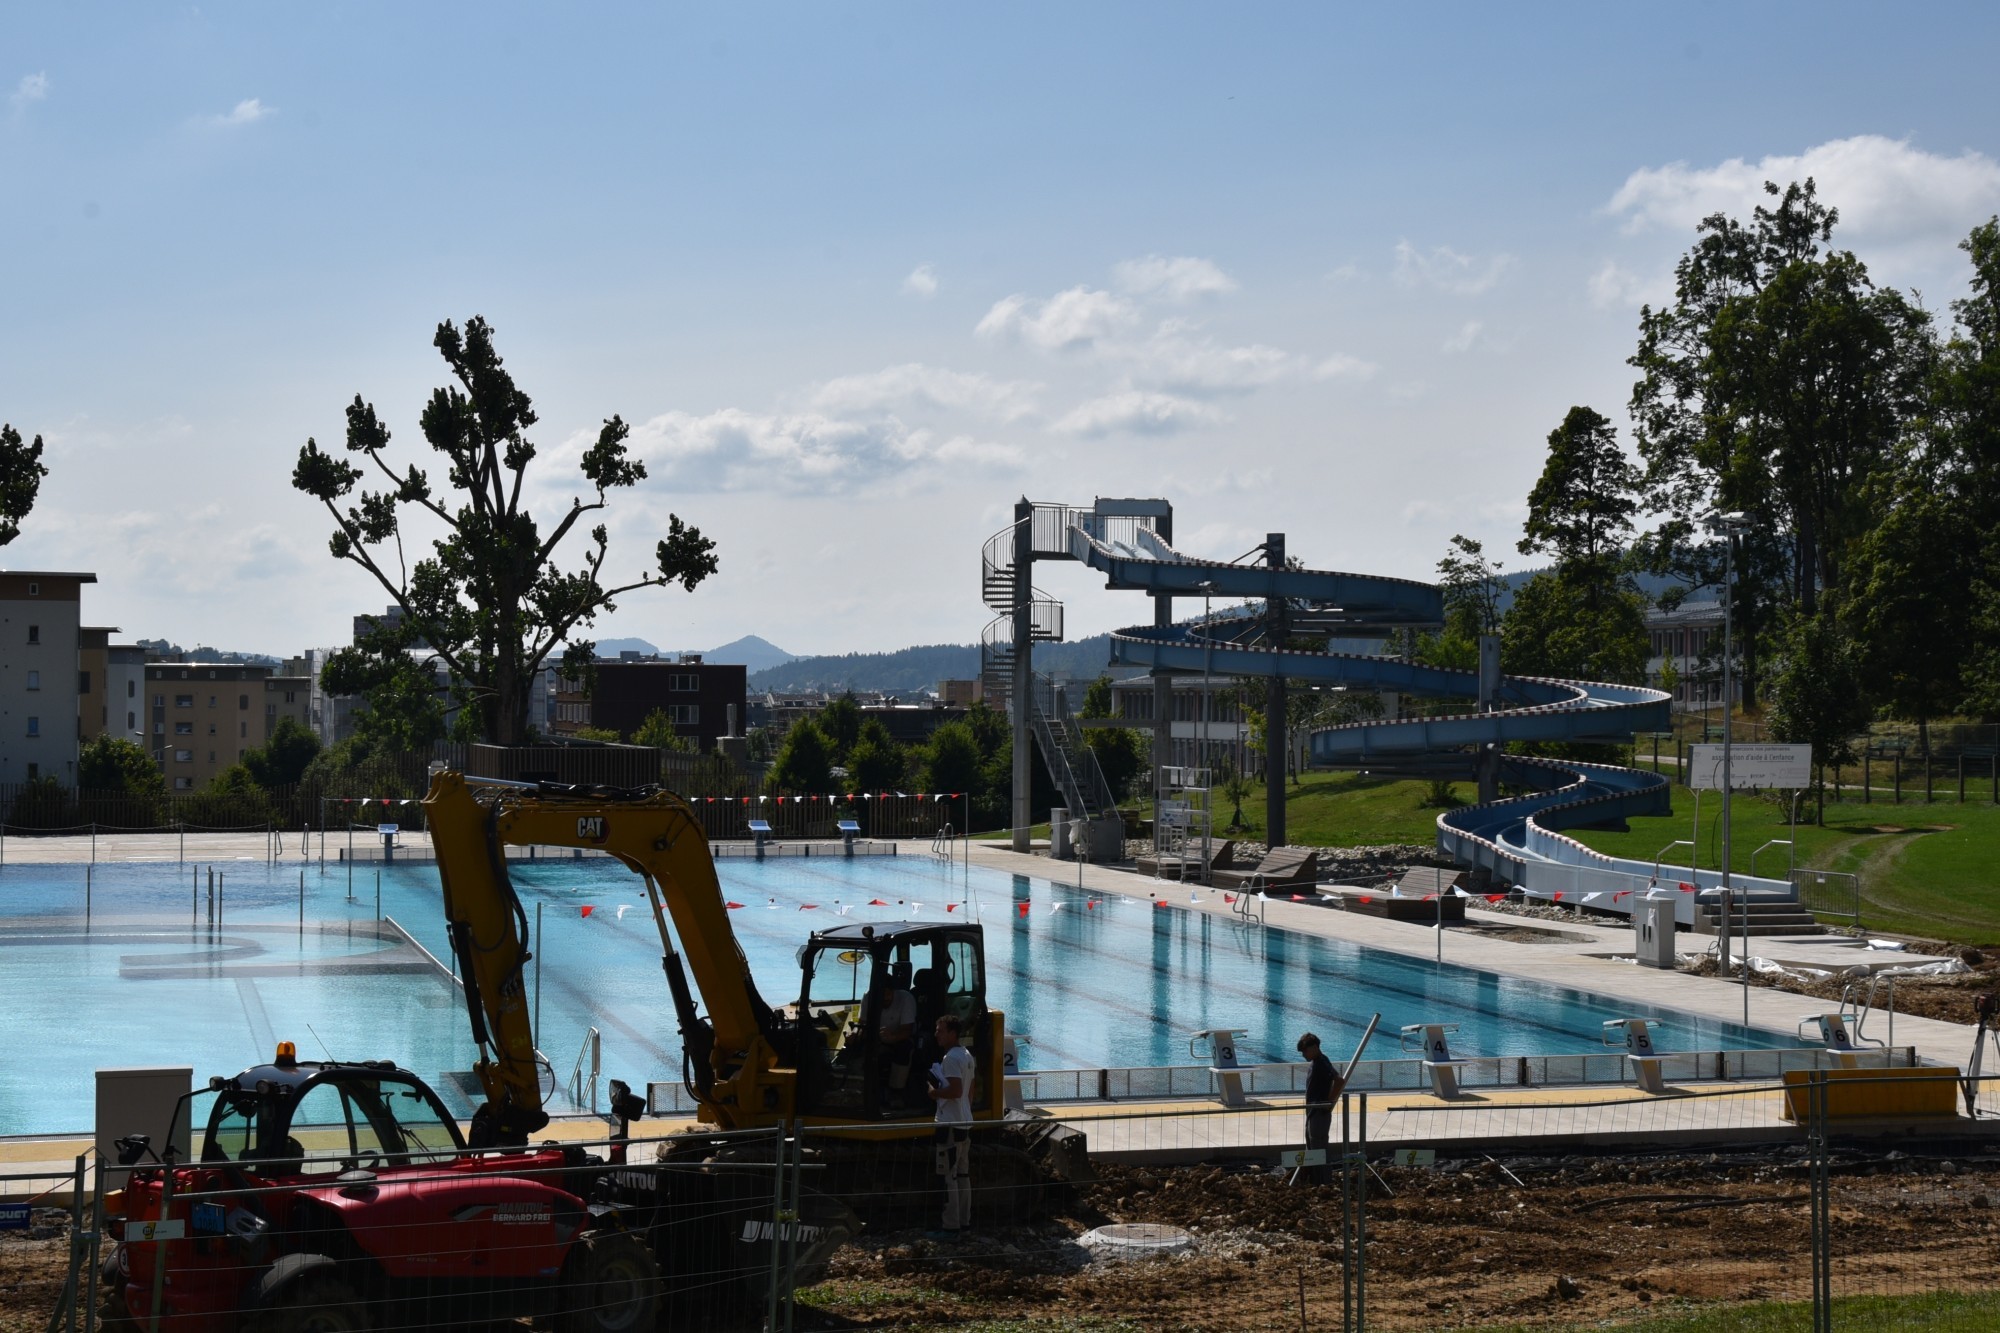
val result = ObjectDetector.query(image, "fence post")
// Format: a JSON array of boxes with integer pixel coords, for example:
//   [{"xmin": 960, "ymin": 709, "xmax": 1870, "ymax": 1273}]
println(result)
[
  {"xmin": 1355, "ymin": 1090, "xmax": 1367, "ymax": 1330},
  {"xmin": 1809, "ymin": 1069, "xmax": 1832, "ymax": 1332},
  {"xmin": 1863, "ymin": 752, "xmax": 1870, "ymax": 804},
  {"xmin": 1958, "ymin": 754, "xmax": 1966, "ymax": 804},
  {"xmin": 765, "ymin": 1124, "xmax": 788, "ymax": 1333},
  {"xmin": 1339, "ymin": 1094, "xmax": 1353, "ymax": 1332},
  {"xmin": 1894, "ymin": 753, "xmax": 1901, "ymax": 804}
]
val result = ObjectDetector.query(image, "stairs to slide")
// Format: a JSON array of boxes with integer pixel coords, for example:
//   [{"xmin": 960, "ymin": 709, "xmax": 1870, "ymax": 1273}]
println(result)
[{"xmin": 979, "ymin": 498, "xmax": 1798, "ymax": 922}]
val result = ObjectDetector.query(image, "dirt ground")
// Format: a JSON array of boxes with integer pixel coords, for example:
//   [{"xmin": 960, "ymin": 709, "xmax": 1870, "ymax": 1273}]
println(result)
[
  {"xmin": 803, "ymin": 1148, "xmax": 2000, "ymax": 1330},
  {"xmin": 8, "ymin": 1147, "xmax": 1998, "ymax": 1331}
]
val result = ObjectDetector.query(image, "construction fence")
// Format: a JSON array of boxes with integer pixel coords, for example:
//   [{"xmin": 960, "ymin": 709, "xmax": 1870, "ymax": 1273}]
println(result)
[{"xmin": 19, "ymin": 1072, "xmax": 2000, "ymax": 1331}]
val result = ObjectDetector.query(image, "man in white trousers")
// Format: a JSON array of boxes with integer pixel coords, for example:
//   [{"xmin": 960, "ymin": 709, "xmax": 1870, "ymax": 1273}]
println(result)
[{"xmin": 926, "ymin": 1013, "xmax": 974, "ymax": 1239}]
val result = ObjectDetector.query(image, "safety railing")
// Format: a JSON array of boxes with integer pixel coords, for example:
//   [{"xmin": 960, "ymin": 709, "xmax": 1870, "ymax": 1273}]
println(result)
[{"xmin": 569, "ymin": 1026, "xmax": 602, "ymax": 1115}]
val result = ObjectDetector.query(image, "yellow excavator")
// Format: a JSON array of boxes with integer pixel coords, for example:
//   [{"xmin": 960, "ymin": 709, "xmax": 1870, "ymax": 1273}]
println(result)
[{"xmin": 423, "ymin": 769, "xmax": 1086, "ymax": 1221}]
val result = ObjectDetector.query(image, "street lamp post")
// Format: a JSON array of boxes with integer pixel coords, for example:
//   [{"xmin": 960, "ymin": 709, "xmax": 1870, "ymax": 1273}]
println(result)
[
  {"xmin": 1710, "ymin": 512, "xmax": 1751, "ymax": 1027},
  {"xmin": 1197, "ymin": 581, "xmax": 1216, "ymax": 778}
]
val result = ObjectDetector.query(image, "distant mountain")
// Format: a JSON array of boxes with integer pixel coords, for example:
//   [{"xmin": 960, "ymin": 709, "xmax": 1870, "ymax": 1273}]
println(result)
[
  {"xmin": 594, "ymin": 637, "xmax": 661, "ymax": 658},
  {"xmin": 747, "ymin": 634, "xmax": 1122, "ymax": 695},
  {"xmin": 702, "ymin": 635, "xmax": 795, "ymax": 674}
]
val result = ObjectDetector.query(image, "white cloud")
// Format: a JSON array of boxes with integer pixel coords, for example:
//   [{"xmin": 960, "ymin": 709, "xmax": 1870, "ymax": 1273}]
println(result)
[
  {"xmin": 1324, "ymin": 263, "xmax": 1363, "ymax": 283},
  {"xmin": 1313, "ymin": 352, "xmax": 1378, "ymax": 381},
  {"xmin": 627, "ymin": 408, "xmax": 1022, "ymax": 493},
  {"xmin": 1053, "ymin": 390, "xmax": 1222, "ymax": 437},
  {"xmin": 901, "ymin": 263, "xmax": 938, "ymax": 298},
  {"xmin": 1587, "ymin": 260, "xmax": 1656, "ymax": 309},
  {"xmin": 1393, "ymin": 241, "xmax": 1514, "ymax": 296},
  {"xmin": 1442, "ymin": 320, "xmax": 1483, "ymax": 354},
  {"xmin": 211, "ymin": 98, "xmax": 273, "ymax": 127},
  {"xmin": 1112, "ymin": 255, "xmax": 1238, "ymax": 301},
  {"xmin": 10, "ymin": 72, "xmax": 48, "ymax": 112},
  {"xmin": 975, "ymin": 286, "xmax": 1138, "ymax": 350},
  {"xmin": 1119, "ymin": 324, "xmax": 1294, "ymax": 394},
  {"xmin": 1606, "ymin": 136, "xmax": 2000, "ymax": 247},
  {"xmin": 809, "ymin": 363, "xmax": 1039, "ymax": 421}
]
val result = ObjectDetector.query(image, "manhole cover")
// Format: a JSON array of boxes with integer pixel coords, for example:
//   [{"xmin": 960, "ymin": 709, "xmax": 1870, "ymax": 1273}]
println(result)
[{"xmin": 1079, "ymin": 1223, "xmax": 1195, "ymax": 1260}]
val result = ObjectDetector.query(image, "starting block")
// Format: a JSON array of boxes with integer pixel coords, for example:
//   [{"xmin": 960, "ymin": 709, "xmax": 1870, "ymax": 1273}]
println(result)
[
  {"xmin": 1806, "ymin": 1012, "xmax": 1884, "ymax": 1069},
  {"xmin": 748, "ymin": 819, "xmax": 773, "ymax": 859},
  {"xmin": 837, "ymin": 819, "xmax": 861, "ymax": 855},
  {"xmin": 1190, "ymin": 1028, "xmax": 1252, "ymax": 1108},
  {"xmin": 1402, "ymin": 1023, "xmax": 1471, "ymax": 1098},
  {"xmin": 1002, "ymin": 1034, "xmax": 1029, "ymax": 1113},
  {"xmin": 1603, "ymin": 1018, "xmax": 1667, "ymax": 1094}
]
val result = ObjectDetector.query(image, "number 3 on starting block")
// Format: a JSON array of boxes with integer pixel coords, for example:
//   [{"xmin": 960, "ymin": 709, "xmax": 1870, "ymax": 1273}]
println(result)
[{"xmin": 1280, "ymin": 1148, "xmax": 1327, "ymax": 1168}]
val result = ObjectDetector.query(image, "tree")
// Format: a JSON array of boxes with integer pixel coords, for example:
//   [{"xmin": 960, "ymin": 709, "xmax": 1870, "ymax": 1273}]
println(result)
[
  {"xmin": 0, "ymin": 423, "xmax": 47, "ymax": 547},
  {"xmin": 1628, "ymin": 179, "xmax": 1935, "ymax": 706},
  {"xmin": 1500, "ymin": 571, "xmax": 1651, "ymax": 686},
  {"xmin": 632, "ymin": 707, "xmax": 695, "ymax": 752},
  {"xmin": 844, "ymin": 718, "xmax": 907, "ymax": 794},
  {"xmin": 818, "ymin": 696, "xmax": 862, "ymax": 765},
  {"xmin": 572, "ymin": 725, "xmax": 623, "ymax": 742},
  {"xmin": 1766, "ymin": 608, "xmax": 1870, "ymax": 822},
  {"xmin": 320, "ymin": 621, "xmax": 451, "ymax": 751},
  {"xmin": 1077, "ymin": 675, "xmax": 1146, "ymax": 801},
  {"xmin": 921, "ymin": 721, "xmax": 983, "ymax": 800},
  {"xmin": 1216, "ymin": 760, "xmax": 1256, "ymax": 832},
  {"xmin": 1416, "ymin": 534, "xmax": 1507, "ymax": 672},
  {"xmin": 243, "ymin": 718, "xmax": 323, "ymax": 789},
  {"xmin": 768, "ymin": 718, "xmax": 836, "ymax": 793},
  {"xmin": 292, "ymin": 316, "xmax": 718, "ymax": 744},
  {"xmin": 78, "ymin": 735, "xmax": 166, "ymax": 796},
  {"xmin": 1936, "ymin": 218, "xmax": 2000, "ymax": 715},
  {"xmin": 1844, "ymin": 485, "xmax": 1979, "ymax": 757}
]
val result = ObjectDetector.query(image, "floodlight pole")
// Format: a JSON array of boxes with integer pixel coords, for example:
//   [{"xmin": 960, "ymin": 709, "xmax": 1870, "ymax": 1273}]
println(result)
[{"xmin": 1716, "ymin": 516, "xmax": 1749, "ymax": 1028}]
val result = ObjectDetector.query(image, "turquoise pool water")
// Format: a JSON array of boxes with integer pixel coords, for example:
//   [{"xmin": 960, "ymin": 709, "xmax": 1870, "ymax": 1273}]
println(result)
[{"xmin": 0, "ymin": 856, "xmax": 1798, "ymax": 1135}]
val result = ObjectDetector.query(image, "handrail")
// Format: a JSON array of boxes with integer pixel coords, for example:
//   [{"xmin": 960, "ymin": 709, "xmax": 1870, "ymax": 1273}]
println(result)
[
  {"xmin": 1230, "ymin": 887, "xmax": 1265, "ymax": 926},
  {"xmin": 1652, "ymin": 840, "xmax": 1697, "ymax": 887},
  {"xmin": 931, "ymin": 822, "xmax": 957, "ymax": 861},
  {"xmin": 568, "ymin": 1026, "xmax": 601, "ymax": 1115},
  {"xmin": 1840, "ymin": 976, "xmax": 1895, "ymax": 1051},
  {"xmin": 1750, "ymin": 838, "xmax": 1795, "ymax": 881}
]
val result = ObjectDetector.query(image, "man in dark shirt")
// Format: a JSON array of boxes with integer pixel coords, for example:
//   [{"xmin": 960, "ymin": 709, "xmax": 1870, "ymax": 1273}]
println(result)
[{"xmin": 1297, "ymin": 1032, "xmax": 1342, "ymax": 1185}]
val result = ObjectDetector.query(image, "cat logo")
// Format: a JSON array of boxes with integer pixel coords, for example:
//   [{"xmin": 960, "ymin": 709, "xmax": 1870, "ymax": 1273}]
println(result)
[{"xmin": 577, "ymin": 816, "xmax": 608, "ymax": 843}]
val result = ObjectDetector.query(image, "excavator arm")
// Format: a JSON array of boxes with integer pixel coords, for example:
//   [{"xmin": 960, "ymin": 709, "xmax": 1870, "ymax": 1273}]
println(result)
[{"xmin": 423, "ymin": 770, "xmax": 789, "ymax": 1144}]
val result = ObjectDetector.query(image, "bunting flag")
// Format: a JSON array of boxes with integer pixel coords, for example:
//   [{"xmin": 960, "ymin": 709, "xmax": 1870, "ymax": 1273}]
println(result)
[
  {"xmin": 1017, "ymin": 902, "xmax": 1030, "ymax": 917},
  {"xmin": 1050, "ymin": 902, "xmax": 1062, "ymax": 914},
  {"xmin": 1613, "ymin": 890, "xmax": 1632, "ymax": 900},
  {"xmin": 945, "ymin": 903, "xmax": 959, "ymax": 913},
  {"xmin": 1422, "ymin": 893, "xmax": 1436, "ymax": 902},
  {"xmin": 726, "ymin": 901, "xmax": 745, "ymax": 910},
  {"xmin": 1087, "ymin": 900, "xmax": 1098, "ymax": 910},
  {"xmin": 1552, "ymin": 892, "xmax": 1566, "ymax": 902},
  {"xmin": 579, "ymin": 905, "xmax": 595, "ymax": 918},
  {"xmin": 837, "ymin": 905, "xmax": 852, "ymax": 916},
  {"xmin": 1289, "ymin": 893, "xmax": 1307, "ymax": 901},
  {"xmin": 1358, "ymin": 895, "xmax": 1373, "ymax": 904},
  {"xmin": 1189, "ymin": 892, "xmax": 1200, "ymax": 904},
  {"xmin": 615, "ymin": 904, "xmax": 632, "ymax": 920},
  {"xmin": 868, "ymin": 898, "xmax": 888, "ymax": 906},
  {"xmin": 799, "ymin": 904, "xmax": 818, "ymax": 911},
  {"xmin": 1679, "ymin": 882, "xmax": 1696, "ymax": 893},
  {"xmin": 1582, "ymin": 892, "xmax": 1606, "ymax": 903},
  {"xmin": 1154, "ymin": 900, "xmax": 1171, "ymax": 909},
  {"xmin": 1223, "ymin": 893, "xmax": 1237, "ymax": 905},
  {"xmin": 1485, "ymin": 893, "xmax": 1506, "ymax": 904}
]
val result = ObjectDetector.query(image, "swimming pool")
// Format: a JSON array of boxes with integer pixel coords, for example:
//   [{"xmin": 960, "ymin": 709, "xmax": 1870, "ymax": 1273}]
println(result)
[{"xmin": 0, "ymin": 856, "xmax": 1799, "ymax": 1135}]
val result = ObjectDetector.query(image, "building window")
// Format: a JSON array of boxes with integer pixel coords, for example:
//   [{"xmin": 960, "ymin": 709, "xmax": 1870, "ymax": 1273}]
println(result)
[
  {"xmin": 208, "ymin": 696, "xmax": 217, "ymax": 708},
  {"xmin": 176, "ymin": 694, "xmax": 193, "ymax": 708},
  {"xmin": 239, "ymin": 722, "xmax": 247, "ymax": 739},
  {"xmin": 128, "ymin": 680, "xmax": 136, "ymax": 698},
  {"xmin": 285, "ymin": 691, "xmax": 296, "ymax": 704},
  {"xmin": 78, "ymin": 671, "xmax": 90, "ymax": 693},
  {"xmin": 207, "ymin": 723, "xmax": 217, "ymax": 736},
  {"xmin": 669, "ymin": 704, "xmax": 700, "ymax": 725},
  {"xmin": 266, "ymin": 703, "xmax": 276, "ymax": 717},
  {"xmin": 173, "ymin": 749, "xmax": 192, "ymax": 762},
  {"xmin": 173, "ymin": 777, "xmax": 192, "ymax": 791},
  {"xmin": 208, "ymin": 751, "xmax": 216, "ymax": 763},
  {"xmin": 127, "ymin": 711, "xmax": 135, "ymax": 730},
  {"xmin": 26, "ymin": 763, "xmax": 37, "ymax": 780},
  {"xmin": 25, "ymin": 670, "xmax": 39, "ymax": 690},
  {"xmin": 26, "ymin": 582, "xmax": 38, "ymax": 596},
  {"xmin": 27, "ymin": 625, "xmax": 39, "ymax": 644},
  {"xmin": 26, "ymin": 717, "xmax": 39, "ymax": 737},
  {"xmin": 671, "ymin": 673, "xmax": 700, "ymax": 692},
  {"xmin": 239, "ymin": 694, "xmax": 249, "ymax": 710},
  {"xmin": 175, "ymin": 722, "xmax": 193, "ymax": 735}
]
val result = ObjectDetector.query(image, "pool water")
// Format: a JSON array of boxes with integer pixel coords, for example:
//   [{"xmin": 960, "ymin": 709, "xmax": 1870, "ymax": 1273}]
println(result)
[{"xmin": 0, "ymin": 856, "xmax": 1798, "ymax": 1135}]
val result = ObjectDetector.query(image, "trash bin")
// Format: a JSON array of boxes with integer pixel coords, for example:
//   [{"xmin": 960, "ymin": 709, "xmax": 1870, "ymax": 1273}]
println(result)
[{"xmin": 1049, "ymin": 808, "xmax": 1071, "ymax": 859}]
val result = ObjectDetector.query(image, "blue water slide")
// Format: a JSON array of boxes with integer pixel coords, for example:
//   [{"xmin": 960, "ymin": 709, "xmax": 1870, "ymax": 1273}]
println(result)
[{"xmin": 1075, "ymin": 523, "xmax": 1680, "ymax": 890}]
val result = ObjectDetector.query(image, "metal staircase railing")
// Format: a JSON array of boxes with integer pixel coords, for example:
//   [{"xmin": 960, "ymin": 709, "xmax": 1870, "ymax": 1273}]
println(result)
[{"xmin": 1027, "ymin": 675, "xmax": 1118, "ymax": 822}]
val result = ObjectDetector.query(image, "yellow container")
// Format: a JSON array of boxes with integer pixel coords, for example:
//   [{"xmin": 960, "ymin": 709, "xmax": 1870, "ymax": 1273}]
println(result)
[{"xmin": 1780, "ymin": 1066, "xmax": 1962, "ymax": 1122}]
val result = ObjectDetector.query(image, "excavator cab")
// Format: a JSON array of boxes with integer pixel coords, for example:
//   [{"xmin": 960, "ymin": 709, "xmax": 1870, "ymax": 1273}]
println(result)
[{"xmin": 794, "ymin": 923, "xmax": 992, "ymax": 1121}]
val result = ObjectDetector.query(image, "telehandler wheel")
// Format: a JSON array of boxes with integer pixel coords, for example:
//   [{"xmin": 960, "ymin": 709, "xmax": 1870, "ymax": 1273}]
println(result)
[
  {"xmin": 244, "ymin": 1275, "xmax": 369, "ymax": 1333},
  {"xmin": 555, "ymin": 1231, "xmax": 661, "ymax": 1333}
]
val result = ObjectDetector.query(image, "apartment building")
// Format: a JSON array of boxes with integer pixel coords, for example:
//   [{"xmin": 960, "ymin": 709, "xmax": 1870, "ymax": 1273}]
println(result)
[
  {"xmin": 145, "ymin": 663, "xmax": 283, "ymax": 790},
  {"xmin": 78, "ymin": 628, "xmax": 148, "ymax": 745},
  {"xmin": 552, "ymin": 655, "xmax": 747, "ymax": 752},
  {"xmin": 0, "ymin": 571, "xmax": 96, "ymax": 785}
]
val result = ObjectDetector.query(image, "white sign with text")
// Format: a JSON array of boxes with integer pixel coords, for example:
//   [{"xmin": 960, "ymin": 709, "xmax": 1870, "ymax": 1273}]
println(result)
[{"xmin": 1688, "ymin": 743, "xmax": 1813, "ymax": 790}]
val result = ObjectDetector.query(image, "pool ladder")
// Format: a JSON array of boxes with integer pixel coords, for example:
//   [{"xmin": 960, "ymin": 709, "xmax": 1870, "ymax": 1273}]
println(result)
[
  {"xmin": 568, "ymin": 1027, "xmax": 601, "ymax": 1114},
  {"xmin": 932, "ymin": 822, "xmax": 958, "ymax": 862},
  {"xmin": 1838, "ymin": 974, "xmax": 1897, "ymax": 1053},
  {"xmin": 1230, "ymin": 887, "xmax": 1266, "ymax": 927}
]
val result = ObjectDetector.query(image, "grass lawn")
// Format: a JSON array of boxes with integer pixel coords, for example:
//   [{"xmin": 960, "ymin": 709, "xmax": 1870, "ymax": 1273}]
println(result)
[
  {"xmin": 1479, "ymin": 1289, "xmax": 2000, "ymax": 1331},
  {"xmin": 1566, "ymin": 781, "xmax": 2000, "ymax": 945}
]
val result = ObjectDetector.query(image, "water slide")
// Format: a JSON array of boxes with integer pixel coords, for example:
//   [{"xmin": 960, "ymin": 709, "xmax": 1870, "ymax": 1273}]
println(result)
[{"xmin": 985, "ymin": 500, "xmax": 1791, "ymax": 921}]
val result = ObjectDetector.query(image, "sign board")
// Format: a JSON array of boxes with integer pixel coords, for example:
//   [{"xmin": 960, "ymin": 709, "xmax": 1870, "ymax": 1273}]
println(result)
[
  {"xmin": 1388, "ymin": 1148, "xmax": 1437, "ymax": 1169},
  {"xmin": 0, "ymin": 1203, "xmax": 30, "ymax": 1230},
  {"xmin": 1688, "ymin": 743, "xmax": 1812, "ymax": 790},
  {"xmin": 1279, "ymin": 1148, "xmax": 1327, "ymax": 1168},
  {"xmin": 377, "ymin": 823, "xmax": 400, "ymax": 835},
  {"xmin": 125, "ymin": 1218, "xmax": 186, "ymax": 1242}
]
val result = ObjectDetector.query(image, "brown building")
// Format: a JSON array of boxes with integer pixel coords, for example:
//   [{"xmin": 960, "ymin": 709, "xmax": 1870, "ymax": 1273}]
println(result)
[
  {"xmin": 551, "ymin": 656, "xmax": 747, "ymax": 753},
  {"xmin": 146, "ymin": 663, "xmax": 301, "ymax": 791},
  {"xmin": 0, "ymin": 571, "xmax": 97, "ymax": 785}
]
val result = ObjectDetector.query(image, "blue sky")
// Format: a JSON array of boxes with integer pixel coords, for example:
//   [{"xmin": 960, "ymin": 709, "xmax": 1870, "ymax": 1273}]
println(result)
[{"xmin": 6, "ymin": 4, "xmax": 2000, "ymax": 658}]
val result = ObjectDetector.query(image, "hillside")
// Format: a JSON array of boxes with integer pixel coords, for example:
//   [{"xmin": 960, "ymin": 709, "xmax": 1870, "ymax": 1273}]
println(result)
[{"xmin": 747, "ymin": 634, "xmax": 1123, "ymax": 694}]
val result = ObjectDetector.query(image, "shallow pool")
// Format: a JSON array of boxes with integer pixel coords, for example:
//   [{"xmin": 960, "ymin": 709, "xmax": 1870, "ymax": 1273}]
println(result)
[{"xmin": 0, "ymin": 855, "xmax": 1798, "ymax": 1135}]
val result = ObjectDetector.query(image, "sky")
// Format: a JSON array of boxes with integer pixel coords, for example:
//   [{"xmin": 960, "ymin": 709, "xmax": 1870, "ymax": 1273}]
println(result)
[{"xmin": 5, "ymin": 3, "xmax": 2000, "ymax": 660}]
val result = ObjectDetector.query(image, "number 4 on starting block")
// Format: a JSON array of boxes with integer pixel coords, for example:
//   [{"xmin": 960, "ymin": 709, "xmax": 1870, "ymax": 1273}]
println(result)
[
  {"xmin": 1389, "ymin": 1148, "xmax": 1436, "ymax": 1168},
  {"xmin": 1279, "ymin": 1148, "xmax": 1327, "ymax": 1168}
]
